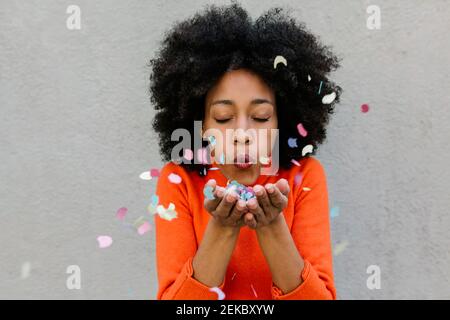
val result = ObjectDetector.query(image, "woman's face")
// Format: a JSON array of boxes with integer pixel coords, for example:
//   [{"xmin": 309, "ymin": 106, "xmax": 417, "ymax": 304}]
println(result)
[{"xmin": 203, "ymin": 68, "xmax": 278, "ymax": 185}]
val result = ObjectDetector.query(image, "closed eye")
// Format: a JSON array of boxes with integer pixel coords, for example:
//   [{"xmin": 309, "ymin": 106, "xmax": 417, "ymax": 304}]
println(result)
[
  {"xmin": 215, "ymin": 118, "xmax": 231, "ymax": 123},
  {"xmin": 253, "ymin": 118, "xmax": 269, "ymax": 122}
]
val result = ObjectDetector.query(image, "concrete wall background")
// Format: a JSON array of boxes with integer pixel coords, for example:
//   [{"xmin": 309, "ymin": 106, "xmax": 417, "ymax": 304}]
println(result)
[{"xmin": 1, "ymin": 0, "xmax": 449, "ymax": 299}]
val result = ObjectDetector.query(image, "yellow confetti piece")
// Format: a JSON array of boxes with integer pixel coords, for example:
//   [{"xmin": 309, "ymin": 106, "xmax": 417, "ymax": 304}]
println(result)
[{"xmin": 333, "ymin": 240, "xmax": 349, "ymax": 256}]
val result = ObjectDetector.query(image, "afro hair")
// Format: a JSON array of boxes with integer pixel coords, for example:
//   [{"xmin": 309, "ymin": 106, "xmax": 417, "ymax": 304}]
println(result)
[{"xmin": 149, "ymin": 1, "xmax": 342, "ymax": 175}]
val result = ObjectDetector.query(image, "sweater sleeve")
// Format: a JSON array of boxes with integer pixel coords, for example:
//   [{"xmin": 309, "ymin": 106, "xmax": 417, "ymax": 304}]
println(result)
[
  {"xmin": 154, "ymin": 163, "xmax": 225, "ymax": 300},
  {"xmin": 271, "ymin": 158, "xmax": 336, "ymax": 300}
]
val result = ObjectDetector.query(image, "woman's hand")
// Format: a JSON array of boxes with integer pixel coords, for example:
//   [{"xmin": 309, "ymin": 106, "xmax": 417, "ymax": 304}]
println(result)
[
  {"xmin": 203, "ymin": 179, "xmax": 250, "ymax": 229},
  {"xmin": 244, "ymin": 178, "xmax": 290, "ymax": 229}
]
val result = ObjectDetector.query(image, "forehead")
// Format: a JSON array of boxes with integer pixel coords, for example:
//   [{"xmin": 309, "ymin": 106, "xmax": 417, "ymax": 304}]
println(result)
[{"xmin": 206, "ymin": 69, "xmax": 275, "ymax": 102}]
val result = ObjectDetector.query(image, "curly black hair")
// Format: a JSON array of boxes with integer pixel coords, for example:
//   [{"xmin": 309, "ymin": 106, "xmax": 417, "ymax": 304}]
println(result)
[{"xmin": 149, "ymin": 1, "xmax": 342, "ymax": 175}]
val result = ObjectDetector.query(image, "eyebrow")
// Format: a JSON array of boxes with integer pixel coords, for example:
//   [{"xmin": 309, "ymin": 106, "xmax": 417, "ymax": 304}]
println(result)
[{"xmin": 210, "ymin": 98, "xmax": 274, "ymax": 107}]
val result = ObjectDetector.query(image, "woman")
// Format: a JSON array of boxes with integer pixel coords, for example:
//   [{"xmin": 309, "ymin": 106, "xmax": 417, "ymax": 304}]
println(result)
[{"xmin": 149, "ymin": 2, "xmax": 342, "ymax": 300}]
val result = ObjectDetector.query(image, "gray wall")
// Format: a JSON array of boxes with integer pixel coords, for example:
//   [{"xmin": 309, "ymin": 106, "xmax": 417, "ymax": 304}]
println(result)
[{"xmin": 1, "ymin": 0, "xmax": 449, "ymax": 299}]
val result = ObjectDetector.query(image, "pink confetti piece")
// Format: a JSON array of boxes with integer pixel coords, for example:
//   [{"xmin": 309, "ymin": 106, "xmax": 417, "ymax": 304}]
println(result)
[
  {"xmin": 197, "ymin": 148, "xmax": 209, "ymax": 165},
  {"xmin": 116, "ymin": 207, "xmax": 128, "ymax": 220},
  {"xmin": 250, "ymin": 284, "xmax": 258, "ymax": 297},
  {"xmin": 294, "ymin": 173, "xmax": 303, "ymax": 186},
  {"xmin": 168, "ymin": 173, "xmax": 182, "ymax": 184},
  {"xmin": 183, "ymin": 149, "xmax": 193, "ymax": 161},
  {"xmin": 297, "ymin": 123, "xmax": 308, "ymax": 137},
  {"xmin": 150, "ymin": 169, "xmax": 160, "ymax": 178},
  {"xmin": 231, "ymin": 272, "xmax": 237, "ymax": 281},
  {"xmin": 137, "ymin": 221, "xmax": 151, "ymax": 235},
  {"xmin": 361, "ymin": 104, "xmax": 370, "ymax": 113},
  {"xmin": 291, "ymin": 159, "xmax": 301, "ymax": 166},
  {"xmin": 97, "ymin": 235, "xmax": 113, "ymax": 249},
  {"xmin": 209, "ymin": 287, "xmax": 225, "ymax": 300}
]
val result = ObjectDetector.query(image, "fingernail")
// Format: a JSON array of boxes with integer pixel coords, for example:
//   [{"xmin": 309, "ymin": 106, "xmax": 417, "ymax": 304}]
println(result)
[
  {"xmin": 216, "ymin": 188, "xmax": 224, "ymax": 197},
  {"xmin": 266, "ymin": 184, "xmax": 274, "ymax": 193},
  {"xmin": 227, "ymin": 193, "xmax": 235, "ymax": 202},
  {"xmin": 254, "ymin": 185, "xmax": 263, "ymax": 196}
]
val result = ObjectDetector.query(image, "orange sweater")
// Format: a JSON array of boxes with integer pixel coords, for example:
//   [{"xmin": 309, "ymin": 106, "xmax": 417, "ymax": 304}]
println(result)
[{"xmin": 154, "ymin": 156, "xmax": 336, "ymax": 300}]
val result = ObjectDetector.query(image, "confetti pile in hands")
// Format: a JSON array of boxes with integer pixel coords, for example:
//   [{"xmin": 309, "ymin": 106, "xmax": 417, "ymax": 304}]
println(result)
[{"xmin": 225, "ymin": 180, "xmax": 256, "ymax": 201}]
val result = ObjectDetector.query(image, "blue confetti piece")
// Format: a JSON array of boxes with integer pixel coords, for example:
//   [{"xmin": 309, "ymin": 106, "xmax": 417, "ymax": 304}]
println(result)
[
  {"xmin": 151, "ymin": 194, "xmax": 159, "ymax": 207},
  {"xmin": 330, "ymin": 206, "xmax": 339, "ymax": 218},
  {"xmin": 203, "ymin": 185, "xmax": 215, "ymax": 200},
  {"xmin": 288, "ymin": 137, "xmax": 298, "ymax": 148},
  {"xmin": 318, "ymin": 81, "xmax": 323, "ymax": 95}
]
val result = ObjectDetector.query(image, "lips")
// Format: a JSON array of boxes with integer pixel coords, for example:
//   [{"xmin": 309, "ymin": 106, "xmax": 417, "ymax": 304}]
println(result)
[{"xmin": 233, "ymin": 154, "xmax": 254, "ymax": 169}]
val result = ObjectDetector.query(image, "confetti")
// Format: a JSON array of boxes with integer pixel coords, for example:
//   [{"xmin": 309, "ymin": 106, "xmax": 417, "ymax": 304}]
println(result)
[
  {"xmin": 183, "ymin": 149, "xmax": 193, "ymax": 161},
  {"xmin": 139, "ymin": 171, "xmax": 152, "ymax": 180},
  {"xmin": 259, "ymin": 156, "xmax": 270, "ymax": 165},
  {"xmin": 225, "ymin": 180, "xmax": 256, "ymax": 201},
  {"xmin": 302, "ymin": 144, "xmax": 314, "ymax": 156},
  {"xmin": 137, "ymin": 221, "xmax": 151, "ymax": 235},
  {"xmin": 97, "ymin": 235, "xmax": 113, "ymax": 249},
  {"xmin": 133, "ymin": 216, "xmax": 147, "ymax": 228},
  {"xmin": 203, "ymin": 185, "xmax": 215, "ymax": 200},
  {"xmin": 330, "ymin": 206, "xmax": 340, "ymax": 218},
  {"xmin": 151, "ymin": 194, "xmax": 159, "ymax": 207},
  {"xmin": 209, "ymin": 287, "xmax": 225, "ymax": 300},
  {"xmin": 207, "ymin": 135, "xmax": 216, "ymax": 147},
  {"xmin": 231, "ymin": 272, "xmax": 237, "ymax": 281},
  {"xmin": 168, "ymin": 173, "xmax": 182, "ymax": 184},
  {"xmin": 302, "ymin": 187, "xmax": 311, "ymax": 192},
  {"xmin": 318, "ymin": 81, "xmax": 323, "ymax": 94},
  {"xmin": 294, "ymin": 173, "xmax": 303, "ymax": 186},
  {"xmin": 322, "ymin": 92, "xmax": 337, "ymax": 104},
  {"xmin": 296, "ymin": 123, "xmax": 308, "ymax": 137},
  {"xmin": 308, "ymin": 74, "xmax": 311, "ymax": 82},
  {"xmin": 291, "ymin": 159, "xmax": 301, "ymax": 166},
  {"xmin": 333, "ymin": 240, "xmax": 349, "ymax": 256},
  {"xmin": 150, "ymin": 169, "xmax": 160, "ymax": 178},
  {"xmin": 288, "ymin": 137, "xmax": 298, "ymax": 148},
  {"xmin": 197, "ymin": 148, "xmax": 208, "ymax": 165},
  {"xmin": 156, "ymin": 203, "xmax": 178, "ymax": 221},
  {"xmin": 361, "ymin": 104, "xmax": 370, "ymax": 113},
  {"xmin": 219, "ymin": 153, "xmax": 225, "ymax": 165},
  {"xmin": 116, "ymin": 207, "xmax": 128, "ymax": 220},
  {"xmin": 208, "ymin": 167, "xmax": 220, "ymax": 171},
  {"xmin": 273, "ymin": 55, "xmax": 287, "ymax": 69},
  {"xmin": 21, "ymin": 262, "xmax": 31, "ymax": 279},
  {"xmin": 250, "ymin": 284, "xmax": 258, "ymax": 297}
]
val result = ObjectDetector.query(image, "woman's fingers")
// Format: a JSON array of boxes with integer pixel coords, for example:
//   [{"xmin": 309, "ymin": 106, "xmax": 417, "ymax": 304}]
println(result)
[
  {"xmin": 246, "ymin": 197, "xmax": 266, "ymax": 225},
  {"xmin": 275, "ymin": 178, "xmax": 290, "ymax": 196},
  {"xmin": 203, "ymin": 181, "xmax": 224, "ymax": 213},
  {"xmin": 228, "ymin": 199, "xmax": 248, "ymax": 222},
  {"xmin": 253, "ymin": 184, "xmax": 272, "ymax": 214},
  {"xmin": 215, "ymin": 190, "xmax": 238, "ymax": 218},
  {"xmin": 244, "ymin": 212, "xmax": 257, "ymax": 229},
  {"xmin": 265, "ymin": 183, "xmax": 287, "ymax": 210}
]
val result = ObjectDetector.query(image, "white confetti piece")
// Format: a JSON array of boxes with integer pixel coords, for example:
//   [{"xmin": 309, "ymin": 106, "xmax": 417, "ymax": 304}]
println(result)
[
  {"xmin": 302, "ymin": 187, "xmax": 311, "ymax": 192},
  {"xmin": 139, "ymin": 171, "xmax": 152, "ymax": 180},
  {"xmin": 322, "ymin": 92, "xmax": 336, "ymax": 104},
  {"xmin": 308, "ymin": 74, "xmax": 311, "ymax": 82},
  {"xmin": 21, "ymin": 262, "xmax": 31, "ymax": 279},
  {"xmin": 156, "ymin": 203, "xmax": 178, "ymax": 221},
  {"xmin": 97, "ymin": 235, "xmax": 113, "ymax": 249},
  {"xmin": 273, "ymin": 55, "xmax": 287, "ymax": 69},
  {"xmin": 208, "ymin": 167, "xmax": 220, "ymax": 171},
  {"xmin": 333, "ymin": 240, "xmax": 349, "ymax": 256},
  {"xmin": 209, "ymin": 286, "xmax": 225, "ymax": 300},
  {"xmin": 291, "ymin": 159, "xmax": 301, "ymax": 166},
  {"xmin": 168, "ymin": 173, "xmax": 182, "ymax": 184},
  {"xmin": 259, "ymin": 156, "xmax": 270, "ymax": 165},
  {"xmin": 302, "ymin": 144, "xmax": 313, "ymax": 156}
]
